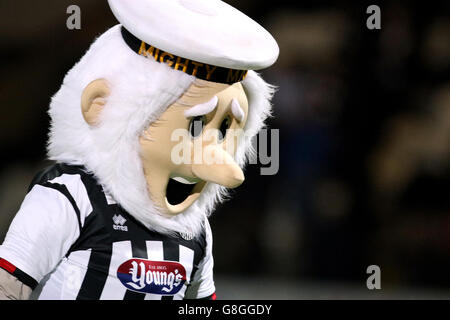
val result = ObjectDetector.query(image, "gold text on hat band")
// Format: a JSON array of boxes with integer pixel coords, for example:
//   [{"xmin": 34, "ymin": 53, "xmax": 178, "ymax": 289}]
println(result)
[{"xmin": 121, "ymin": 27, "xmax": 247, "ymax": 84}]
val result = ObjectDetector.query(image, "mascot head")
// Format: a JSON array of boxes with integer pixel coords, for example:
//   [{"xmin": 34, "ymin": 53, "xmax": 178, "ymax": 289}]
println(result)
[{"xmin": 47, "ymin": 0, "xmax": 279, "ymax": 236}]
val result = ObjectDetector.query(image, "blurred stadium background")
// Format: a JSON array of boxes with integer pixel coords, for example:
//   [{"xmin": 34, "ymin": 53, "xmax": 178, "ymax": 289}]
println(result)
[{"xmin": 1, "ymin": 0, "xmax": 449, "ymax": 299}]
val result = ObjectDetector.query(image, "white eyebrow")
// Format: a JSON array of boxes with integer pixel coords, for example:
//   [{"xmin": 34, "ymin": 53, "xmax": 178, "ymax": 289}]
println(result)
[
  {"xmin": 231, "ymin": 98, "xmax": 245, "ymax": 122},
  {"xmin": 184, "ymin": 96, "xmax": 218, "ymax": 118}
]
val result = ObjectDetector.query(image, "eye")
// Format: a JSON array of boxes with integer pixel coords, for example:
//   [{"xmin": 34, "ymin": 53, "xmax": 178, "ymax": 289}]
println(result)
[
  {"xmin": 188, "ymin": 115, "xmax": 206, "ymax": 139},
  {"xmin": 218, "ymin": 115, "xmax": 232, "ymax": 142}
]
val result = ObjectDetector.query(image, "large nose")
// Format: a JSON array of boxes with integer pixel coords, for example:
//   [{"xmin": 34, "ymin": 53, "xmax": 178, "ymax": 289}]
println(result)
[{"xmin": 191, "ymin": 145, "xmax": 244, "ymax": 188}]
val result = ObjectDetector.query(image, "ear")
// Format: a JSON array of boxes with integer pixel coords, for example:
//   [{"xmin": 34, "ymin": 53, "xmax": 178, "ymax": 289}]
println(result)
[{"xmin": 81, "ymin": 79, "xmax": 110, "ymax": 126}]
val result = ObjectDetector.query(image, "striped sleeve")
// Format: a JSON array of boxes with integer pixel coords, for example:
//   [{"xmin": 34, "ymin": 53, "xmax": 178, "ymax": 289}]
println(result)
[
  {"xmin": 185, "ymin": 217, "xmax": 216, "ymax": 299},
  {"xmin": 0, "ymin": 174, "xmax": 92, "ymax": 287}
]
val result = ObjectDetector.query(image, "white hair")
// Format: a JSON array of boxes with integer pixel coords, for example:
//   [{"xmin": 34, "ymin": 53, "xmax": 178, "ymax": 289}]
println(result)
[{"xmin": 47, "ymin": 25, "xmax": 276, "ymax": 236}]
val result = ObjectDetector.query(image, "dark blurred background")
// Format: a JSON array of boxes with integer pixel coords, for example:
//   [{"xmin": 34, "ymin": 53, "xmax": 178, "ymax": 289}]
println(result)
[{"xmin": 1, "ymin": 0, "xmax": 449, "ymax": 299}]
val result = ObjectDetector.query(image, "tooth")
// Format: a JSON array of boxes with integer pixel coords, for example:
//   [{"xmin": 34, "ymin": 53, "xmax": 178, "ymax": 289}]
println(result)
[{"xmin": 172, "ymin": 176, "xmax": 198, "ymax": 185}]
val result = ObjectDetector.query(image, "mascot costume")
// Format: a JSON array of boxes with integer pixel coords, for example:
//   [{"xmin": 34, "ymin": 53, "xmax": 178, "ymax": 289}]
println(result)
[{"xmin": 0, "ymin": 0, "xmax": 278, "ymax": 300}]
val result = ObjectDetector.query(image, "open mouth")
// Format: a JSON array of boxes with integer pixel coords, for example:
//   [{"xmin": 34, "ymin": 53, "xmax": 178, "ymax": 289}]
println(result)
[
  {"xmin": 166, "ymin": 177, "xmax": 197, "ymax": 205},
  {"xmin": 165, "ymin": 176, "xmax": 207, "ymax": 213}
]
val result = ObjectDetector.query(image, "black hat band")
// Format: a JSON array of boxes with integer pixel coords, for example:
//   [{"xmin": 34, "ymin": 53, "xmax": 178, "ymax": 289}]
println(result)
[{"xmin": 121, "ymin": 27, "xmax": 248, "ymax": 84}]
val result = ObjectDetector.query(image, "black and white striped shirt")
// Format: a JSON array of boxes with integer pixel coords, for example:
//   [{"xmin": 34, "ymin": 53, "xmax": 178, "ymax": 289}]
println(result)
[{"xmin": 0, "ymin": 164, "xmax": 215, "ymax": 300}]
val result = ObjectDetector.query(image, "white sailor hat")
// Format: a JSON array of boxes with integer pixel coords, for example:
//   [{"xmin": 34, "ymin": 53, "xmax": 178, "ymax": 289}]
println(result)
[{"xmin": 108, "ymin": 0, "xmax": 279, "ymax": 84}]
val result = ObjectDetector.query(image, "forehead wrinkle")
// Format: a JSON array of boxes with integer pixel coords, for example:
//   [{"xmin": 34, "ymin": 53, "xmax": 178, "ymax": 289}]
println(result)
[{"xmin": 175, "ymin": 80, "xmax": 223, "ymax": 107}]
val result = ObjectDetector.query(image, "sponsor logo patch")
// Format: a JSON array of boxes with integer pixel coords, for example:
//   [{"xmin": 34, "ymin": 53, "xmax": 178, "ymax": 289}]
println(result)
[{"xmin": 117, "ymin": 259, "xmax": 186, "ymax": 295}]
